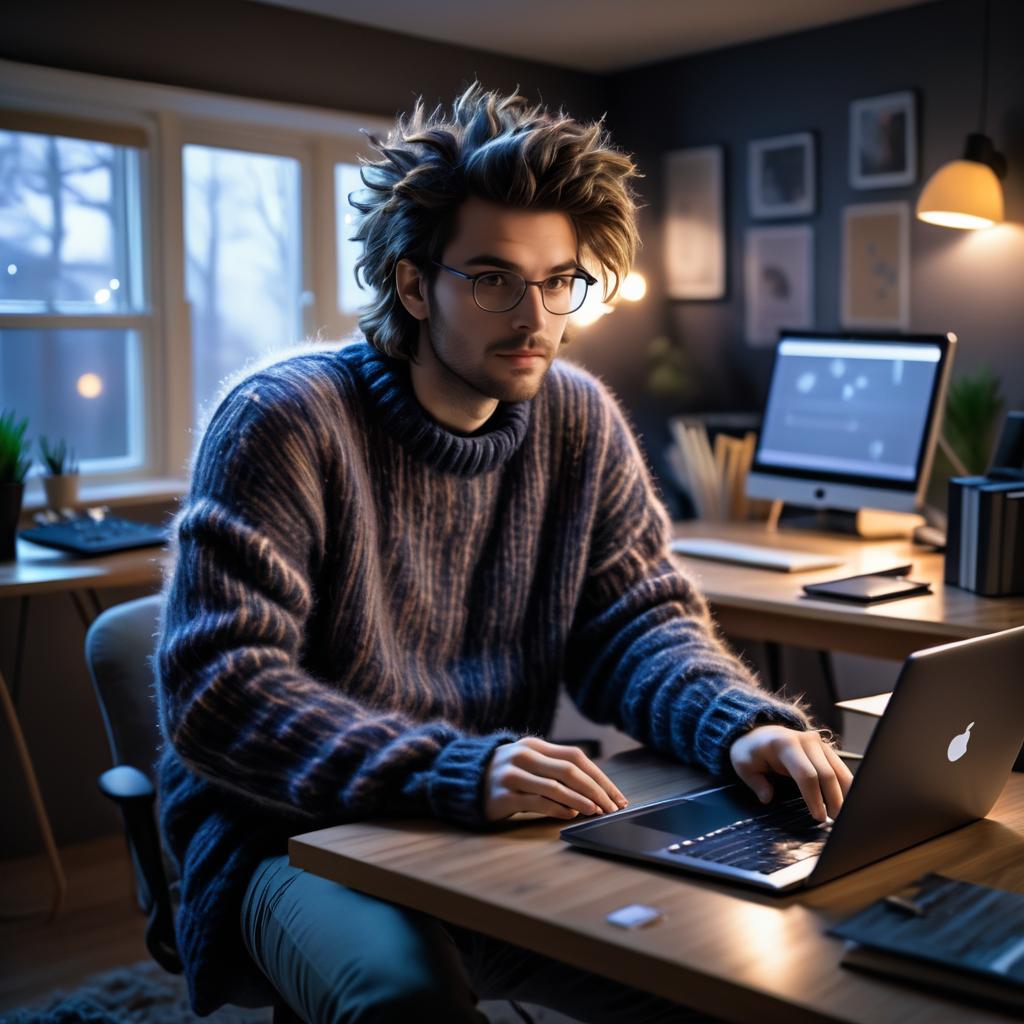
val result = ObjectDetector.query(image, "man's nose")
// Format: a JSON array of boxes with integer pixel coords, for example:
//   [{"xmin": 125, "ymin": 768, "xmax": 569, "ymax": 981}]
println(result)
[{"xmin": 511, "ymin": 282, "xmax": 548, "ymax": 333}]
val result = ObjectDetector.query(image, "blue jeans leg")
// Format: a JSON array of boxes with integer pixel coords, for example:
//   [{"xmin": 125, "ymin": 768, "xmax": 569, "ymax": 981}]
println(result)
[
  {"xmin": 241, "ymin": 854, "xmax": 487, "ymax": 1023},
  {"xmin": 242, "ymin": 855, "xmax": 717, "ymax": 1023}
]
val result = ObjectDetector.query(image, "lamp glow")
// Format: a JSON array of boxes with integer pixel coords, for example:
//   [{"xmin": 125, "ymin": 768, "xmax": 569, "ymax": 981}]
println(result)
[
  {"xmin": 77, "ymin": 373, "xmax": 103, "ymax": 398},
  {"xmin": 620, "ymin": 272, "xmax": 647, "ymax": 302}
]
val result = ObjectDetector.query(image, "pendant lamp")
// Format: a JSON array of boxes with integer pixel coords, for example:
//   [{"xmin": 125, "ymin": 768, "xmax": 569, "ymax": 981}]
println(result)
[{"xmin": 916, "ymin": 0, "xmax": 1007, "ymax": 230}]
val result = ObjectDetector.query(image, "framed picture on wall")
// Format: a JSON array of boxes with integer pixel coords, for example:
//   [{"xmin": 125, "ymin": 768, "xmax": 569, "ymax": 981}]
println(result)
[
  {"xmin": 841, "ymin": 201, "xmax": 910, "ymax": 328},
  {"xmin": 748, "ymin": 132, "xmax": 815, "ymax": 218},
  {"xmin": 849, "ymin": 91, "xmax": 917, "ymax": 189},
  {"xmin": 744, "ymin": 225, "xmax": 814, "ymax": 347},
  {"xmin": 663, "ymin": 146, "xmax": 725, "ymax": 299}
]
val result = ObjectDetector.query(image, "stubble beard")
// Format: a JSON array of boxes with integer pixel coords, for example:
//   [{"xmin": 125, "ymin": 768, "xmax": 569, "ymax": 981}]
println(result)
[{"xmin": 425, "ymin": 316, "xmax": 550, "ymax": 405}]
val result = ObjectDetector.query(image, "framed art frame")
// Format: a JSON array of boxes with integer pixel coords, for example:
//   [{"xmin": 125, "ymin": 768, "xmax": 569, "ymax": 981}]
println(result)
[
  {"xmin": 849, "ymin": 90, "xmax": 917, "ymax": 189},
  {"xmin": 748, "ymin": 132, "xmax": 815, "ymax": 219},
  {"xmin": 664, "ymin": 146, "xmax": 725, "ymax": 300},
  {"xmin": 841, "ymin": 201, "xmax": 910, "ymax": 329},
  {"xmin": 744, "ymin": 225, "xmax": 814, "ymax": 347}
]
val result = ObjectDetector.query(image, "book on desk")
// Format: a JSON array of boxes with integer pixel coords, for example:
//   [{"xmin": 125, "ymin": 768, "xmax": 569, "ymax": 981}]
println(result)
[
  {"xmin": 946, "ymin": 474, "xmax": 1024, "ymax": 596},
  {"xmin": 829, "ymin": 873, "xmax": 1024, "ymax": 1014}
]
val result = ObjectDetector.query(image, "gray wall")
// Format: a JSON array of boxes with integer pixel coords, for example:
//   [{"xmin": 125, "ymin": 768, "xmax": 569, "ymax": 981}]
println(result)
[
  {"xmin": 0, "ymin": 0, "xmax": 608, "ymax": 125},
  {"xmin": 600, "ymin": 0, "xmax": 1024, "ymax": 418}
]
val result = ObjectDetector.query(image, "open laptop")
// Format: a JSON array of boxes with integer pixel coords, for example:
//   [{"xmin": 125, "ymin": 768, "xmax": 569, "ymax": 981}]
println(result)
[{"xmin": 561, "ymin": 625, "xmax": 1024, "ymax": 892}]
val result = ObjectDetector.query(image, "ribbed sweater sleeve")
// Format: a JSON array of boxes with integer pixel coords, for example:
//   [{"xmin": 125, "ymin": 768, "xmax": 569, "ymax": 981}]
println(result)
[
  {"xmin": 156, "ymin": 373, "xmax": 514, "ymax": 829},
  {"xmin": 564, "ymin": 382, "xmax": 813, "ymax": 777}
]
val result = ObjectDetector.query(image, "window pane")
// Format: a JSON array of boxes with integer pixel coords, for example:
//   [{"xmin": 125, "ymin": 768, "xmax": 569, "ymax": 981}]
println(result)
[
  {"xmin": 335, "ymin": 163, "xmax": 369, "ymax": 315},
  {"xmin": 0, "ymin": 328, "xmax": 143, "ymax": 471},
  {"xmin": 183, "ymin": 144, "xmax": 302, "ymax": 421},
  {"xmin": 0, "ymin": 130, "xmax": 145, "ymax": 313}
]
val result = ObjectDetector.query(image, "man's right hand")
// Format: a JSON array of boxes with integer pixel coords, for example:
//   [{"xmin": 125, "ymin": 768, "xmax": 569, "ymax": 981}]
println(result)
[{"xmin": 483, "ymin": 736, "xmax": 628, "ymax": 821}]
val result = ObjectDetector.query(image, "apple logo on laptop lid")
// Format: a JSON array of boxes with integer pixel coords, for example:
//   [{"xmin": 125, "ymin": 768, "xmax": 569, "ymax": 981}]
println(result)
[{"xmin": 947, "ymin": 722, "xmax": 974, "ymax": 763}]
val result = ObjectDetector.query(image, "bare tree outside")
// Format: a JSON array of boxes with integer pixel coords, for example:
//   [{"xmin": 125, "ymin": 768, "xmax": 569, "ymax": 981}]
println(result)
[
  {"xmin": 184, "ymin": 145, "xmax": 302, "ymax": 424},
  {"xmin": 0, "ymin": 130, "xmax": 140, "ymax": 467}
]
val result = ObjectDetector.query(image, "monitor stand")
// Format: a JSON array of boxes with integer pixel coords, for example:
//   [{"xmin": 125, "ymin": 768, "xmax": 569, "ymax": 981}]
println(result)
[{"xmin": 768, "ymin": 503, "xmax": 925, "ymax": 539}]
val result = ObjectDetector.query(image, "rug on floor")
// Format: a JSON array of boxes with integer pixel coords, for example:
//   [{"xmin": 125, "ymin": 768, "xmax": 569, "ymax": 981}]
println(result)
[{"xmin": 0, "ymin": 959, "xmax": 576, "ymax": 1023}]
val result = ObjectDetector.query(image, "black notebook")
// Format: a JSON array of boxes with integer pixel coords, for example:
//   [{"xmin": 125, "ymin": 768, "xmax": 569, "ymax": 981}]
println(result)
[{"xmin": 828, "ymin": 873, "xmax": 1024, "ymax": 1013}]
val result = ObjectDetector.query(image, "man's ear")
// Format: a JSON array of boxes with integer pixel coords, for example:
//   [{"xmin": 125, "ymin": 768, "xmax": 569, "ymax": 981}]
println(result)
[{"xmin": 395, "ymin": 259, "xmax": 430, "ymax": 321}]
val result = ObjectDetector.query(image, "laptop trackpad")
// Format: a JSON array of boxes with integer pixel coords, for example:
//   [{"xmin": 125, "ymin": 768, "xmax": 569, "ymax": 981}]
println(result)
[{"xmin": 634, "ymin": 785, "xmax": 777, "ymax": 839}]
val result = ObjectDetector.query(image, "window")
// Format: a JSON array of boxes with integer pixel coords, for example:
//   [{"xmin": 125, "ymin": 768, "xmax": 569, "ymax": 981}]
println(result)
[
  {"xmin": 183, "ymin": 144, "xmax": 304, "ymax": 422},
  {"xmin": 0, "ymin": 119, "xmax": 150, "ymax": 474},
  {"xmin": 0, "ymin": 61, "xmax": 387, "ymax": 491},
  {"xmin": 335, "ymin": 162, "xmax": 369, "ymax": 316}
]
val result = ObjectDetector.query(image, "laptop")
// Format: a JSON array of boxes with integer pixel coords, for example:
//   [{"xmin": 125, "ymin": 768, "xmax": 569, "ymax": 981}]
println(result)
[{"xmin": 561, "ymin": 625, "xmax": 1024, "ymax": 892}]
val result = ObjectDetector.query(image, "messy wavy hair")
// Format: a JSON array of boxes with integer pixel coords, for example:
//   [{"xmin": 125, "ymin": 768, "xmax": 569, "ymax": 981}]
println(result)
[{"xmin": 350, "ymin": 82, "xmax": 641, "ymax": 360}]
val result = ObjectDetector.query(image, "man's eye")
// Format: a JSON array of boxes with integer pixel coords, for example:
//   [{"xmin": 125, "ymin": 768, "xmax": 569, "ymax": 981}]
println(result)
[
  {"xmin": 478, "ymin": 273, "xmax": 508, "ymax": 288},
  {"xmin": 543, "ymin": 276, "xmax": 571, "ymax": 291}
]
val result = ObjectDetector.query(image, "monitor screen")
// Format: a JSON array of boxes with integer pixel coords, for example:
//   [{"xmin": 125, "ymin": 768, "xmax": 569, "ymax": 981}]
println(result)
[{"xmin": 748, "ymin": 332, "xmax": 955, "ymax": 512}]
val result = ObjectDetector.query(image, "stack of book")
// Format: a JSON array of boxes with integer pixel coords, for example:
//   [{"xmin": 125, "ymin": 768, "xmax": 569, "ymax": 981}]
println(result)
[
  {"xmin": 829, "ymin": 873, "xmax": 1024, "ymax": 1014},
  {"xmin": 946, "ymin": 473, "xmax": 1024, "ymax": 596},
  {"xmin": 666, "ymin": 419, "xmax": 757, "ymax": 521}
]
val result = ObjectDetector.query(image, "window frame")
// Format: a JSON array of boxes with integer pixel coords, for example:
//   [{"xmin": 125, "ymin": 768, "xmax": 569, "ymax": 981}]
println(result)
[{"xmin": 0, "ymin": 58, "xmax": 388, "ymax": 500}]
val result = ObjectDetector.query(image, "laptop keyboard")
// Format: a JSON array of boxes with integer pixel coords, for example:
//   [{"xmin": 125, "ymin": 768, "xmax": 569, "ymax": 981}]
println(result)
[{"xmin": 664, "ymin": 796, "xmax": 831, "ymax": 875}]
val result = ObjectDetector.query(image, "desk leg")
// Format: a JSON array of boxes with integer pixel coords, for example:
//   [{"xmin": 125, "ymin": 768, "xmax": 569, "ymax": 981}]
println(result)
[
  {"xmin": 0, "ymin": 666, "xmax": 66, "ymax": 921},
  {"xmin": 11, "ymin": 595, "xmax": 29, "ymax": 706},
  {"xmin": 68, "ymin": 590, "xmax": 94, "ymax": 632}
]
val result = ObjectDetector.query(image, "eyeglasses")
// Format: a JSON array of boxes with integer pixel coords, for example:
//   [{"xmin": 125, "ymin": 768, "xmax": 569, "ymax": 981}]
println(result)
[{"xmin": 432, "ymin": 261, "xmax": 598, "ymax": 315}]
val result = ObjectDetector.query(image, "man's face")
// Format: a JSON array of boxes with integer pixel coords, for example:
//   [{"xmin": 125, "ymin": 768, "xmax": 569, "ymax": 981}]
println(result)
[{"xmin": 423, "ymin": 197, "xmax": 578, "ymax": 404}]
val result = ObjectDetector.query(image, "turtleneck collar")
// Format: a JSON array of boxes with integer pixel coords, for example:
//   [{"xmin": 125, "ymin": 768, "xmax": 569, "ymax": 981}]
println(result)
[{"xmin": 349, "ymin": 342, "xmax": 532, "ymax": 477}]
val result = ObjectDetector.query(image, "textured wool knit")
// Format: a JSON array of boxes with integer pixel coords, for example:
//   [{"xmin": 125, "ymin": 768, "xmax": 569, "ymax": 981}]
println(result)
[{"xmin": 155, "ymin": 339, "xmax": 812, "ymax": 1014}]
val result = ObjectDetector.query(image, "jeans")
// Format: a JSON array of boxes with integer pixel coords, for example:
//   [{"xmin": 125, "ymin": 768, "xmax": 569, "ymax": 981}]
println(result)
[{"xmin": 241, "ymin": 854, "xmax": 717, "ymax": 1024}]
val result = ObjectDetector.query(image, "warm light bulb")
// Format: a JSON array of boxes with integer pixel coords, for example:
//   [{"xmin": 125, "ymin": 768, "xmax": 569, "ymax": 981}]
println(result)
[
  {"xmin": 916, "ymin": 158, "xmax": 1004, "ymax": 230},
  {"xmin": 620, "ymin": 272, "xmax": 647, "ymax": 302},
  {"xmin": 77, "ymin": 373, "xmax": 103, "ymax": 398}
]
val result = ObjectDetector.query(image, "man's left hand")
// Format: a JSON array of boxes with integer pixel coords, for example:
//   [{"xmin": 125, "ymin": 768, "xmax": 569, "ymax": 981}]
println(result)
[{"xmin": 729, "ymin": 725, "xmax": 853, "ymax": 822}]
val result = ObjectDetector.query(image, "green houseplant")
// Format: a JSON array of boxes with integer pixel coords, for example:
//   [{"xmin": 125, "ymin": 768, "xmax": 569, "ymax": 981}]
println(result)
[
  {"xmin": 0, "ymin": 410, "xmax": 32, "ymax": 561},
  {"xmin": 943, "ymin": 366, "xmax": 1004, "ymax": 474},
  {"xmin": 38, "ymin": 435, "xmax": 80, "ymax": 511}
]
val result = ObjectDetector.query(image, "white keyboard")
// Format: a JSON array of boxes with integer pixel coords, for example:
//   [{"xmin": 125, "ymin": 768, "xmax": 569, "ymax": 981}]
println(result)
[{"xmin": 670, "ymin": 537, "xmax": 845, "ymax": 573}]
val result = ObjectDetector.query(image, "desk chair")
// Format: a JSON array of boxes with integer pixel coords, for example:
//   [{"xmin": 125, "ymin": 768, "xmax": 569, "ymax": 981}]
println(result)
[
  {"xmin": 84, "ymin": 595, "xmax": 298, "ymax": 1022},
  {"xmin": 84, "ymin": 596, "xmax": 551, "ymax": 1024}
]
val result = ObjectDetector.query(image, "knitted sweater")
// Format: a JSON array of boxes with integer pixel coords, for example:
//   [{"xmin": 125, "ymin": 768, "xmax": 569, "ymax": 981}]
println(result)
[{"xmin": 155, "ymin": 340, "xmax": 811, "ymax": 1014}]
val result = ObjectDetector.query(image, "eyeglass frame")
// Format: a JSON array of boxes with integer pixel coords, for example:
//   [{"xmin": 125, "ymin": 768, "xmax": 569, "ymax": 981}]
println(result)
[{"xmin": 431, "ymin": 261, "xmax": 599, "ymax": 315}]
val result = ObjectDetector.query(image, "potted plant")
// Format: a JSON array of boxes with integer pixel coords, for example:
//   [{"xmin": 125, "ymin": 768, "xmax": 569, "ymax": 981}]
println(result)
[
  {"xmin": 0, "ymin": 409, "xmax": 31, "ymax": 561},
  {"xmin": 38, "ymin": 435, "xmax": 80, "ymax": 511}
]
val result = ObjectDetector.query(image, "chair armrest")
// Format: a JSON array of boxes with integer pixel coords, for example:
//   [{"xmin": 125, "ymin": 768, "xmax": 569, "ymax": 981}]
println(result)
[{"xmin": 97, "ymin": 764, "xmax": 182, "ymax": 974}]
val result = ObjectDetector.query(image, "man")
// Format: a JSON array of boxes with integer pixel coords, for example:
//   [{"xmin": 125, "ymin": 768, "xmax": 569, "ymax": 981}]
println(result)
[{"xmin": 156, "ymin": 83, "xmax": 852, "ymax": 1023}]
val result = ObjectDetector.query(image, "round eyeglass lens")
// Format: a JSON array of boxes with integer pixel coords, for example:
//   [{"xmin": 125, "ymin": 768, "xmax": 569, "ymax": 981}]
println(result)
[
  {"xmin": 473, "ymin": 273, "xmax": 590, "ymax": 314},
  {"xmin": 473, "ymin": 273, "xmax": 524, "ymax": 312}
]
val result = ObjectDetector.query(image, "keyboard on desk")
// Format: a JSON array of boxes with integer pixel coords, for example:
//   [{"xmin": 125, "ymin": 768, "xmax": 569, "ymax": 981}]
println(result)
[
  {"xmin": 670, "ymin": 537, "xmax": 845, "ymax": 573},
  {"xmin": 20, "ymin": 515, "xmax": 170, "ymax": 557},
  {"xmin": 665, "ymin": 796, "xmax": 831, "ymax": 875}
]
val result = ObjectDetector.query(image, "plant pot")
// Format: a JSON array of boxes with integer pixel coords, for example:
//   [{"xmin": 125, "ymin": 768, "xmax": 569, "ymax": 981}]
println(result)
[
  {"xmin": 43, "ymin": 472, "xmax": 80, "ymax": 511},
  {"xmin": 0, "ymin": 480, "xmax": 25, "ymax": 561}
]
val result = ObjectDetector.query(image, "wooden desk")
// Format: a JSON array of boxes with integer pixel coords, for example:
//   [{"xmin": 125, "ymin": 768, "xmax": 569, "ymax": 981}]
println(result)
[
  {"xmin": 671, "ymin": 521, "xmax": 1024, "ymax": 661},
  {"xmin": 0, "ymin": 540, "xmax": 168, "ymax": 919},
  {"xmin": 291, "ymin": 748, "xmax": 1024, "ymax": 1024}
]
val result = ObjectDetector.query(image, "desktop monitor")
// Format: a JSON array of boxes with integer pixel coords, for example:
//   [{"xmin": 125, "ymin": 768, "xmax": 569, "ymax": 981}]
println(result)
[{"xmin": 746, "ymin": 331, "xmax": 956, "ymax": 514}]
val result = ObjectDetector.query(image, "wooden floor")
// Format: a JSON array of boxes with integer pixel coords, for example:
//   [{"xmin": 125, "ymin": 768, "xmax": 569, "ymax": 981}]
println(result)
[{"xmin": 0, "ymin": 834, "xmax": 148, "ymax": 1014}]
